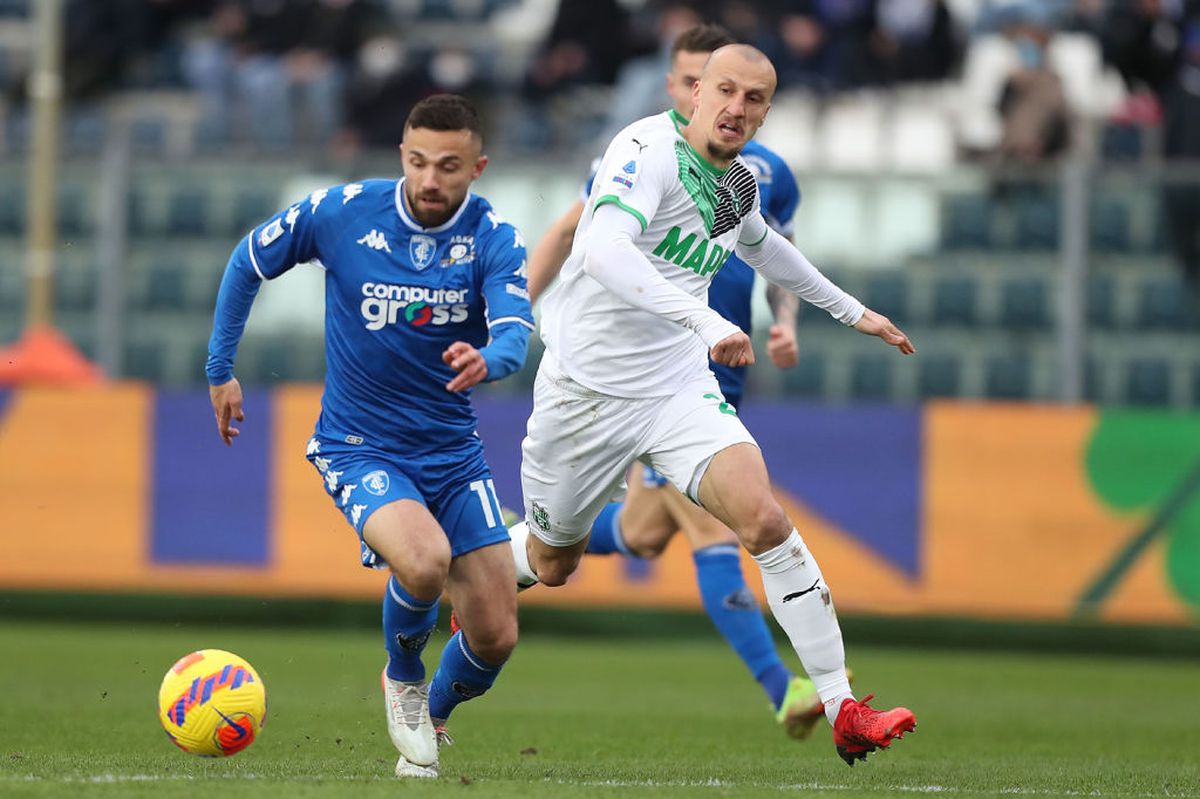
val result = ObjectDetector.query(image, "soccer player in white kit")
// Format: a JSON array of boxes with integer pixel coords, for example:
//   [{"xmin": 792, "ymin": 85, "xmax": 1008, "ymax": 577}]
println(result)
[{"xmin": 510, "ymin": 44, "xmax": 918, "ymax": 765}]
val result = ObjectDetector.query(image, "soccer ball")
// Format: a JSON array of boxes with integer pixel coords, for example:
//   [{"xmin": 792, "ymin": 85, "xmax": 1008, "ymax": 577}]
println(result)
[{"xmin": 157, "ymin": 649, "xmax": 267, "ymax": 757}]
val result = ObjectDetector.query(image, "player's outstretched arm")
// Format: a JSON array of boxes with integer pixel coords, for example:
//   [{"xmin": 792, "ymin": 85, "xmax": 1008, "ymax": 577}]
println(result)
[
  {"xmin": 853, "ymin": 308, "xmax": 915, "ymax": 354},
  {"xmin": 209, "ymin": 378, "xmax": 245, "ymax": 446},
  {"xmin": 528, "ymin": 199, "xmax": 584, "ymax": 304}
]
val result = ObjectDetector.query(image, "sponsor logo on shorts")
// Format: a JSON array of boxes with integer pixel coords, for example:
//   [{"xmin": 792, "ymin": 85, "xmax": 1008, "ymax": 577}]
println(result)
[
  {"xmin": 703, "ymin": 392, "xmax": 737, "ymax": 416},
  {"xmin": 363, "ymin": 470, "xmax": 390, "ymax": 496},
  {"xmin": 345, "ymin": 435, "xmax": 364, "ymax": 445}
]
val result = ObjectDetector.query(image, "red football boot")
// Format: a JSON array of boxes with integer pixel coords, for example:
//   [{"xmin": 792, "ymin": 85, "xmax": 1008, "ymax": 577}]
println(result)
[{"xmin": 832, "ymin": 694, "xmax": 916, "ymax": 766}]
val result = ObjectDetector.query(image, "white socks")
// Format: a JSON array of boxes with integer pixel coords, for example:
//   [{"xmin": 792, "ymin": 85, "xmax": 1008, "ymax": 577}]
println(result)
[
  {"xmin": 508, "ymin": 521, "xmax": 540, "ymax": 587},
  {"xmin": 752, "ymin": 529, "xmax": 853, "ymax": 725}
]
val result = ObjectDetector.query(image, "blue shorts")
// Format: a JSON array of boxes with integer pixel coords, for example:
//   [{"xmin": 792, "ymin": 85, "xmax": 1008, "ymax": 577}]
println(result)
[{"xmin": 305, "ymin": 435, "xmax": 510, "ymax": 567}]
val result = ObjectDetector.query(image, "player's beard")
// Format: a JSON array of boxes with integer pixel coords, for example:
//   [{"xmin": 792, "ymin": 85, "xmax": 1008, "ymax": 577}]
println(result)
[
  {"xmin": 405, "ymin": 186, "xmax": 456, "ymax": 228},
  {"xmin": 706, "ymin": 140, "xmax": 744, "ymax": 163}
]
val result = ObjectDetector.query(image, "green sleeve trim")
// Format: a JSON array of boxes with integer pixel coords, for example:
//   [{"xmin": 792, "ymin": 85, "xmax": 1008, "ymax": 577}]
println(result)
[
  {"xmin": 594, "ymin": 195, "xmax": 649, "ymax": 233},
  {"xmin": 740, "ymin": 225, "xmax": 769, "ymax": 248}
]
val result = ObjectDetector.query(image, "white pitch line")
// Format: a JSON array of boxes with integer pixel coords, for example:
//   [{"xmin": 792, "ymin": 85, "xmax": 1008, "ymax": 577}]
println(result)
[{"xmin": 2, "ymin": 773, "xmax": 1195, "ymax": 798}]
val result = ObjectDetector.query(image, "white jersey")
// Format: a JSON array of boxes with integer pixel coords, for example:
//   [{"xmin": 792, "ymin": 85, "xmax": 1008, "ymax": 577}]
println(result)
[{"xmin": 541, "ymin": 111, "xmax": 766, "ymax": 398}]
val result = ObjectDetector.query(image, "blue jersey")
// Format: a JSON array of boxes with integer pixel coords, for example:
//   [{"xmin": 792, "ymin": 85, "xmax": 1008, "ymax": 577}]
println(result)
[
  {"xmin": 208, "ymin": 179, "xmax": 535, "ymax": 454},
  {"xmin": 584, "ymin": 135, "xmax": 799, "ymax": 404}
]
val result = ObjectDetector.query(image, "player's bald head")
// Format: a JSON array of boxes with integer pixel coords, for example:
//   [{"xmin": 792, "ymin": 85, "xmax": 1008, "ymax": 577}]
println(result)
[{"xmin": 701, "ymin": 44, "xmax": 777, "ymax": 95}]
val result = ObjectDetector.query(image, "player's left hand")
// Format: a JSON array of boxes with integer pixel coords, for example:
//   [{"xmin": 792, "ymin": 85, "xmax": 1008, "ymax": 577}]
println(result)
[
  {"xmin": 853, "ymin": 308, "xmax": 916, "ymax": 355},
  {"xmin": 767, "ymin": 323, "xmax": 799, "ymax": 368},
  {"xmin": 443, "ymin": 341, "xmax": 489, "ymax": 392}
]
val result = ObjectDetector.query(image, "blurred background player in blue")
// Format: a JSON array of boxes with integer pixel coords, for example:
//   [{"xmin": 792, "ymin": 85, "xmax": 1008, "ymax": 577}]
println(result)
[
  {"xmin": 524, "ymin": 24, "xmax": 835, "ymax": 741},
  {"xmin": 205, "ymin": 94, "xmax": 534, "ymax": 779}
]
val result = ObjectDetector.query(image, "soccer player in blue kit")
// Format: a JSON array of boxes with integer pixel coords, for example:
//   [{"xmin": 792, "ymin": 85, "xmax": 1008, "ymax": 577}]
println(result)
[
  {"xmin": 525, "ymin": 25, "xmax": 833, "ymax": 741},
  {"xmin": 206, "ymin": 95, "xmax": 534, "ymax": 779}
]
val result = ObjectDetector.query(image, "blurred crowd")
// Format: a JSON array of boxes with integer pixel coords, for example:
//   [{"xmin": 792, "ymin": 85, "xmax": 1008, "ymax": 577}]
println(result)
[{"xmin": 0, "ymin": 0, "xmax": 1196, "ymax": 168}]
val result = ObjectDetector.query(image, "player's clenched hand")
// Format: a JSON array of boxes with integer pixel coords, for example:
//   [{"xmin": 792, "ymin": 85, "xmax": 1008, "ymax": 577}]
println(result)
[
  {"xmin": 710, "ymin": 331, "xmax": 755, "ymax": 368},
  {"xmin": 443, "ymin": 341, "xmax": 488, "ymax": 392},
  {"xmin": 209, "ymin": 378, "xmax": 245, "ymax": 447},
  {"xmin": 767, "ymin": 323, "xmax": 799, "ymax": 369},
  {"xmin": 854, "ymin": 308, "xmax": 916, "ymax": 355}
]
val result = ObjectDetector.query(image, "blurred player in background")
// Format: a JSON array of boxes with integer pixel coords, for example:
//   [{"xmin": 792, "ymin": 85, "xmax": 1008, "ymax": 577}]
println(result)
[
  {"xmin": 206, "ymin": 95, "xmax": 533, "ymax": 779},
  {"xmin": 510, "ymin": 45, "xmax": 918, "ymax": 766},
  {"xmin": 527, "ymin": 24, "xmax": 828, "ymax": 741}
]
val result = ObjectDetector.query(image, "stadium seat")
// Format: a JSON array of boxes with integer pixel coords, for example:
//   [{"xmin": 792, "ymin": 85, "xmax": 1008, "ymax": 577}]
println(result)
[
  {"xmin": 142, "ymin": 264, "xmax": 188, "ymax": 311},
  {"xmin": 165, "ymin": 188, "xmax": 209, "ymax": 237},
  {"xmin": 54, "ymin": 261, "xmax": 96, "ymax": 312},
  {"xmin": 1100, "ymin": 124, "xmax": 1143, "ymax": 163},
  {"xmin": 849, "ymin": 354, "xmax": 892, "ymax": 401},
  {"xmin": 887, "ymin": 104, "xmax": 955, "ymax": 173},
  {"xmin": 1013, "ymin": 192, "xmax": 1059, "ymax": 250},
  {"xmin": 918, "ymin": 354, "xmax": 961, "ymax": 398},
  {"xmin": 782, "ymin": 353, "xmax": 826, "ymax": 398},
  {"xmin": 1090, "ymin": 196, "xmax": 1132, "ymax": 253},
  {"xmin": 123, "ymin": 335, "xmax": 167, "ymax": 381},
  {"xmin": 1086, "ymin": 273, "xmax": 1116, "ymax": 329},
  {"xmin": 985, "ymin": 355, "xmax": 1032, "ymax": 399},
  {"xmin": 999, "ymin": 277, "xmax": 1050, "ymax": 331},
  {"xmin": 931, "ymin": 275, "xmax": 978, "ymax": 327},
  {"xmin": 130, "ymin": 115, "xmax": 168, "ymax": 157},
  {"xmin": 864, "ymin": 273, "xmax": 910, "ymax": 325},
  {"xmin": 1134, "ymin": 276, "xmax": 1193, "ymax": 331},
  {"xmin": 230, "ymin": 188, "xmax": 279, "ymax": 236},
  {"xmin": 0, "ymin": 185, "xmax": 22, "ymax": 234},
  {"xmin": 940, "ymin": 194, "xmax": 993, "ymax": 250},
  {"xmin": 57, "ymin": 186, "xmax": 89, "ymax": 238},
  {"xmin": 1124, "ymin": 358, "xmax": 1172, "ymax": 406}
]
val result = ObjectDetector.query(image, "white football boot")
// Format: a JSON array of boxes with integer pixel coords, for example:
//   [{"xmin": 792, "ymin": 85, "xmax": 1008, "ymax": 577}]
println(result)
[{"xmin": 381, "ymin": 670, "xmax": 438, "ymax": 778}]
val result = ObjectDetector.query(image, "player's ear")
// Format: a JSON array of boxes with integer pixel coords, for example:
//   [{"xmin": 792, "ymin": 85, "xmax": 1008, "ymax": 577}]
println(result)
[{"xmin": 473, "ymin": 153, "xmax": 488, "ymax": 180}]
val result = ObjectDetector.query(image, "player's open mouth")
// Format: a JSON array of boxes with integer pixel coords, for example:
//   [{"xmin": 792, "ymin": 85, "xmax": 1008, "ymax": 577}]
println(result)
[{"xmin": 717, "ymin": 121, "xmax": 742, "ymax": 138}]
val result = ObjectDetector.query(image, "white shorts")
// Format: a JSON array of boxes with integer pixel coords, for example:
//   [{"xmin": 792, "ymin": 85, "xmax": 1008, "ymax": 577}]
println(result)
[{"xmin": 520, "ymin": 358, "xmax": 757, "ymax": 547}]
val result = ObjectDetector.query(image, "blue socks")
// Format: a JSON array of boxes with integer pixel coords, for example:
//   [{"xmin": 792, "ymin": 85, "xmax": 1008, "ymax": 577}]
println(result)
[
  {"xmin": 383, "ymin": 575, "xmax": 439, "ymax": 682},
  {"xmin": 428, "ymin": 631, "xmax": 504, "ymax": 722},
  {"xmin": 586, "ymin": 502, "xmax": 631, "ymax": 555},
  {"xmin": 694, "ymin": 544, "xmax": 792, "ymax": 709}
]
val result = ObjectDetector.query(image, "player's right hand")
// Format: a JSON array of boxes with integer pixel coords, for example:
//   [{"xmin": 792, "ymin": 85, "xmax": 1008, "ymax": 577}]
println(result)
[
  {"xmin": 710, "ymin": 331, "xmax": 755, "ymax": 368},
  {"xmin": 209, "ymin": 377, "xmax": 245, "ymax": 447}
]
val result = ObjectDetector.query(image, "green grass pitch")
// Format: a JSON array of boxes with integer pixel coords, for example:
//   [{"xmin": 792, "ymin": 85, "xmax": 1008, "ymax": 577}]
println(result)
[{"xmin": 1, "ymin": 619, "xmax": 1198, "ymax": 798}]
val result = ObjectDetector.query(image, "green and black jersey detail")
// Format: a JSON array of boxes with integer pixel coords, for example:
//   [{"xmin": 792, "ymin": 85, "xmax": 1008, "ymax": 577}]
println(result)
[{"xmin": 674, "ymin": 140, "xmax": 758, "ymax": 238}]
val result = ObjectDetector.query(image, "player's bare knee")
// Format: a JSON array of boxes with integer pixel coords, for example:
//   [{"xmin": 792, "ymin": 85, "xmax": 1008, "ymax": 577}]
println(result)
[
  {"xmin": 466, "ymin": 621, "xmax": 518, "ymax": 664},
  {"xmin": 733, "ymin": 498, "xmax": 791, "ymax": 554},
  {"xmin": 535, "ymin": 555, "xmax": 579, "ymax": 587},
  {"xmin": 391, "ymin": 554, "xmax": 449, "ymax": 599},
  {"xmin": 622, "ymin": 527, "xmax": 669, "ymax": 559}
]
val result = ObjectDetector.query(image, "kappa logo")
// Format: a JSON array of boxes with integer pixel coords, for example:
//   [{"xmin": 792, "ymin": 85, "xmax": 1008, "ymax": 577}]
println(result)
[
  {"xmin": 313, "ymin": 456, "xmax": 331, "ymax": 473},
  {"xmin": 309, "ymin": 188, "xmax": 328, "ymax": 213},
  {"xmin": 357, "ymin": 229, "xmax": 392, "ymax": 253},
  {"xmin": 284, "ymin": 205, "xmax": 300, "ymax": 233},
  {"xmin": 350, "ymin": 504, "xmax": 368, "ymax": 527},
  {"xmin": 306, "ymin": 438, "xmax": 321, "ymax": 456},
  {"xmin": 338, "ymin": 483, "xmax": 357, "ymax": 507},
  {"xmin": 342, "ymin": 183, "xmax": 364, "ymax": 204},
  {"xmin": 363, "ymin": 470, "xmax": 390, "ymax": 496},
  {"xmin": 409, "ymin": 234, "xmax": 437, "ymax": 270},
  {"xmin": 324, "ymin": 469, "xmax": 344, "ymax": 492}
]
